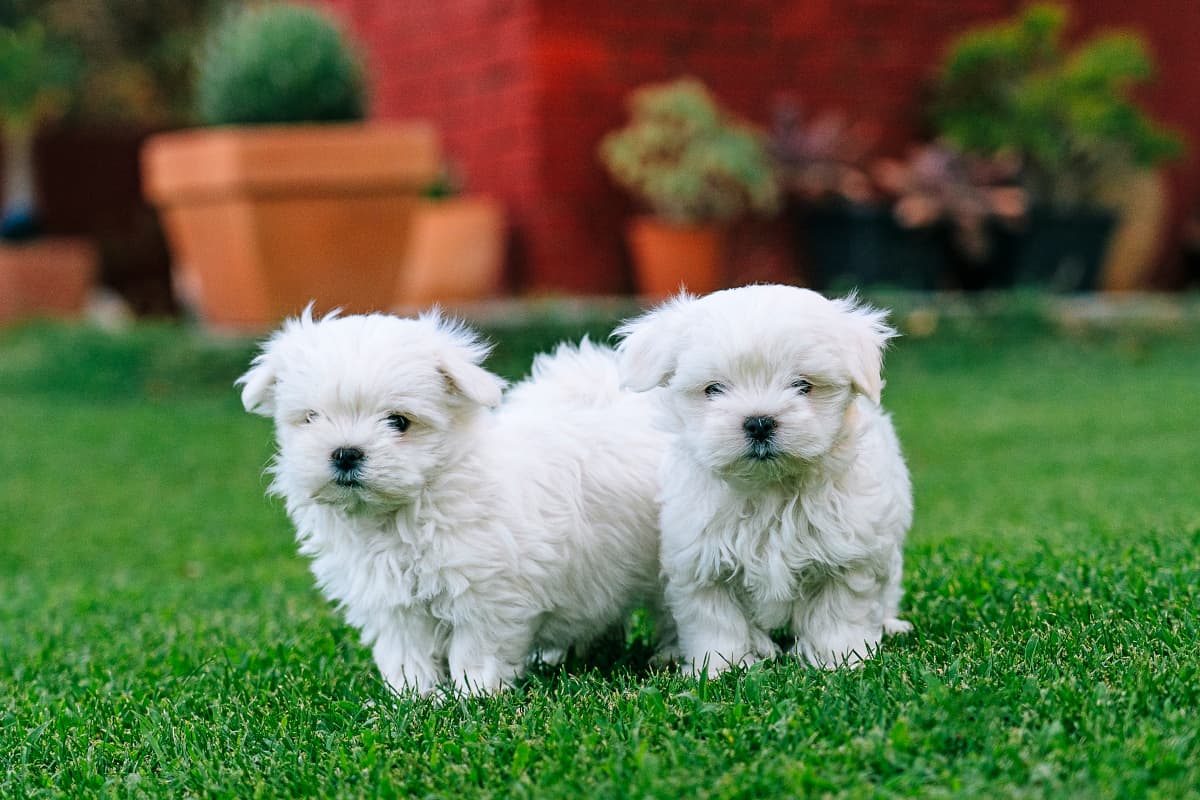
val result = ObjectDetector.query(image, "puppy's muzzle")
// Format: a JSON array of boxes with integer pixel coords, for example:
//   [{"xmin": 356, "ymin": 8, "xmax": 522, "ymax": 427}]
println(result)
[
  {"xmin": 743, "ymin": 415, "xmax": 777, "ymax": 443},
  {"xmin": 743, "ymin": 415, "xmax": 778, "ymax": 460},
  {"xmin": 331, "ymin": 446, "xmax": 365, "ymax": 486}
]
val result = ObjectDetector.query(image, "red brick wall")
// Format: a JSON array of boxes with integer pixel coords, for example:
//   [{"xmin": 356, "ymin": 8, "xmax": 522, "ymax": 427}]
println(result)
[
  {"xmin": 321, "ymin": 0, "xmax": 1199, "ymax": 292},
  {"xmin": 321, "ymin": 0, "xmax": 541, "ymax": 289}
]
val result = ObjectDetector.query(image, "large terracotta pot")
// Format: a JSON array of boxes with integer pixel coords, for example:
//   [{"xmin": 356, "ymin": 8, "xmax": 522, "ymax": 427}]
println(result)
[
  {"xmin": 627, "ymin": 216, "xmax": 724, "ymax": 298},
  {"xmin": 141, "ymin": 122, "xmax": 441, "ymax": 331},
  {"xmin": 0, "ymin": 237, "xmax": 98, "ymax": 323},
  {"xmin": 395, "ymin": 196, "xmax": 506, "ymax": 310}
]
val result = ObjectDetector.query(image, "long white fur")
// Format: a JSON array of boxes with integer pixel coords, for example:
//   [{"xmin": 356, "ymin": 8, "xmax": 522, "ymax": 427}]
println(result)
[
  {"xmin": 239, "ymin": 308, "xmax": 669, "ymax": 696},
  {"xmin": 616, "ymin": 284, "xmax": 912, "ymax": 674}
]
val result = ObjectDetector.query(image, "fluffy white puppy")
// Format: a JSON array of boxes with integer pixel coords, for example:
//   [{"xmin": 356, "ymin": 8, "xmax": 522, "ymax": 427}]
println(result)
[
  {"xmin": 616, "ymin": 284, "xmax": 912, "ymax": 674},
  {"xmin": 239, "ymin": 309, "xmax": 669, "ymax": 696}
]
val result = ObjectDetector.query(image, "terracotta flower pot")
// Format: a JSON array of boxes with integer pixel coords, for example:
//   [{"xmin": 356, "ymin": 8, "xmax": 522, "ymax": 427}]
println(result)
[
  {"xmin": 627, "ymin": 216, "xmax": 724, "ymax": 298},
  {"xmin": 395, "ymin": 196, "xmax": 506, "ymax": 310},
  {"xmin": 0, "ymin": 237, "xmax": 98, "ymax": 323},
  {"xmin": 1098, "ymin": 169, "xmax": 1168, "ymax": 292},
  {"xmin": 141, "ymin": 122, "xmax": 441, "ymax": 331}
]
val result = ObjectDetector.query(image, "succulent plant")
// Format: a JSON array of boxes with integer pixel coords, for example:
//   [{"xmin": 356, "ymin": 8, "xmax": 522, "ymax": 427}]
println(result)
[
  {"xmin": 769, "ymin": 99, "xmax": 876, "ymax": 205},
  {"xmin": 196, "ymin": 3, "xmax": 366, "ymax": 126},
  {"xmin": 873, "ymin": 142, "xmax": 1027, "ymax": 263},
  {"xmin": 599, "ymin": 77, "xmax": 780, "ymax": 225},
  {"xmin": 931, "ymin": 3, "xmax": 1183, "ymax": 207}
]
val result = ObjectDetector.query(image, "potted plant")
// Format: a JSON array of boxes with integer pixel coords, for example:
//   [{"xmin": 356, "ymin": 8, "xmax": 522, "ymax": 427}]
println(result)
[
  {"xmin": 141, "ymin": 3, "xmax": 440, "ymax": 331},
  {"xmin": 0, "ymin": 22, "xmax": 97, "ymax": 323},
  {"xmin": 599, "ymin": 77, "xmax": 779, "ymax": 297},
  {"xmin": 17, "ymin": 0, "xmax": 242, "ymax": 317},
  {"xmin": 394, "ymin": 167, "xmax": 506, "ymax": 310},
  {"xmin": 872, "ymin": 142, "xmax": 1028, "ymax": 290},
  {"xmin": 770, "ymin": 100, "xmax": 922, "ymax": 291},
  {"xmin": 930, "ymin": 3, "xmax": 1183, "ymax": 291}
]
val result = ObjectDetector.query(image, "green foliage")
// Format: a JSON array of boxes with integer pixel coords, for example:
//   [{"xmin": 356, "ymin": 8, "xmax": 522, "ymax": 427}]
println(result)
[
  {"xmin": 45, "ymin": 0, "xmax": 228, "ymax": 126},
  {"xmin": 932, "ymin": 3, "xmax": 1184, "ymax": 207},
  {"xmin": 0, "ymin": 22, "xmax": 78, "ymax": 130},
  {"xmin": 599, "ymin": 77, "xmax": 780, "ymax": 224},
  {"xmin": 196, "ymin": 3, "xmax": 366, "ymax": 127},
  {"xmin": 2, "ymin": 312, "xmax": 1200, "ymax": 796}
]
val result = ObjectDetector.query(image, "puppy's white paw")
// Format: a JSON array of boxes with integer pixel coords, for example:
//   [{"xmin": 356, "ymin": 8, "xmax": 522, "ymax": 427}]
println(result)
[
  {"xmin": 749, "ymin": 629, "xmax": 782, "ymax": 661},
  {"xmin": 373, "ymin": 633, "xmax": 443, "ymax": 697},
  {"xmin": 883, "ymin": 617, "xmax": 913, "ymax": 636},
  {"xmin": 682, "ymin": 654, "xmax": 732, "ymax": 678},
  {"xmin": 649, "ymin": 640, "xmax": 683, "ymax": 668},
  {"xmin": 380, "ymin": 664, "xmax": 441, "ymax": 697},
  {"xmin": 451, "ymin": 657, "xmax": 521, "ymax": 697},
  {"xmin": 528, "ymin": 646, "xmax": 569, "ymax": 667},
  {"xmin": 682, "ymin": 648, "xmax": 769, "ymax": 678},
  {"xmin": 794, "ymin": 627, "xmax": 881, "ymax": 670}
]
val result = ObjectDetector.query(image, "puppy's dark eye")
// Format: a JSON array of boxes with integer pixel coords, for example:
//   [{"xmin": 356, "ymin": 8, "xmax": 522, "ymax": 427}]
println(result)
[
  {"xmin": 386, "ymin": 413, "xmax": 410, "ymax": 433},
  {"xmin": 791, "ymin": 378, "xmax": 813, "ymax": 395},
  {"xmin": 303, "ymin": 410, "xmax": 320, "ymax": 424},
  {"xmin": 704, "ymin": 382, "xmax": 727, "ymax": 398}
]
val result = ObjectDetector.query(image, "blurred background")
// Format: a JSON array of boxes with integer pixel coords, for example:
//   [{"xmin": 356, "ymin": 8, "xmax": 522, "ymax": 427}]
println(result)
[{"xmin": 1, "ymin": 0, "xmax": 1198, "ymax": 330}]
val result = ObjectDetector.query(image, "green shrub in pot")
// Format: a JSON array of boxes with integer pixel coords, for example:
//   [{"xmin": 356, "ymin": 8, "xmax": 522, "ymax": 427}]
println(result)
[
  {"xmin": 931, "ymin": 2, "xmax": 1182, "ymax": 207},
  {"xmin": 930, "ymin": 3, "xmax": 1184, "ymax": 288},
  {"xmin": 196, "ymin": 3, "xmax": 366, "ymax": 126}
]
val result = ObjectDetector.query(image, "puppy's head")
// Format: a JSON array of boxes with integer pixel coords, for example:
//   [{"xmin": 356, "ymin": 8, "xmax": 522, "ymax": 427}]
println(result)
[
  {"xmin": 238, "ymin": 307, "xmax": 505, "ymax": 513},
  {"xmin": 617, "ymin": 285, "xmax": 895, "ymax": 481}
]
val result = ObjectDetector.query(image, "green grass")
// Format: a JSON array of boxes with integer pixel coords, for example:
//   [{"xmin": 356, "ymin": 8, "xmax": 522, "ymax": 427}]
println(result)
[{"xmin": 2, "ymin": 308, "xmax": 1198, "ymax": 798}]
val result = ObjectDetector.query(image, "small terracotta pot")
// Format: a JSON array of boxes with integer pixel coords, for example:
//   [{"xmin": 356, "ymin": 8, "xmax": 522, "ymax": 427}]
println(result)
[
  {"xmin": 627, "ymin": 216, "xmax": 724, "ymax": 298},
  {"xmin": 0, "ymin": 237, "xmax": 98, "ymax": 323},
  {"xmin": 1098, "ymin": 169, "xmax": 1167, "ymax": 292},
  {"xmin": 396, "ymin": 196, "xmax": 506, "ymax": 309}
]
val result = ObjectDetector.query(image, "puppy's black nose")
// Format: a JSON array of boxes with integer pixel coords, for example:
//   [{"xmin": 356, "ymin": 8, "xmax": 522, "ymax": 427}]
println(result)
[
  {"xmin": 743, "ymin": 415, "xmax": 777, "ymax": 443},
  {"xmin": 331, "ymin": 446, "xmax": 365, "ymax": 474}
]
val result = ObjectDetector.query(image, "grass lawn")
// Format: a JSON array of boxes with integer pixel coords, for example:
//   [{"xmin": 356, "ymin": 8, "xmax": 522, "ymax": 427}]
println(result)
[{"xmin": 1, "ymin": 305, "xmax": 1198, "ymax": 798}]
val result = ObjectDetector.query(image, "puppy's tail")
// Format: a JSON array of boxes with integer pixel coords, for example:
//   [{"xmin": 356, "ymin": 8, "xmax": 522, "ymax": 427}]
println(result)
[{"xmin": 512, "ymin": 337, "xmax": 625, "ymax": 408}]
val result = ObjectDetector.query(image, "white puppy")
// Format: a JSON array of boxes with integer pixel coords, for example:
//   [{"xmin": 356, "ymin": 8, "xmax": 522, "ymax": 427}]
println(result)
[
  {"xmin": 239, "ymin": 309, "xmax": 669, "ymax": 696},
  {"xmin": 617, "ymin": 284, "xmax": 912, "ymax": 674}
]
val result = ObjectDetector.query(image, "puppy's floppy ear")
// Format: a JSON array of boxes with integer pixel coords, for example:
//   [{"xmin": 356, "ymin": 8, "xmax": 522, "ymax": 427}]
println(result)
[
  {"xmin": 832, "ymin": 294, "xmax": 897, "ymax": 405},
  {"xmin": 238, "ymin": 321, "xmax": 298, "ymax": 416},
  {"xmin": 238, "ymin": 351, "xmax": 277, "ymax": 416},
  {"xmin": 424, "ymin": 310, "xmax": 506, "ymax": 408},
  {"xmin": 439, "ymin": 352, "xmax": 505, "ymax": 408},
  {"xmin": 237, "ymin": 304, "xmax": 322, "ymax": 416},
  {"xmin": 615, "ymin": 293, "xmax": 695, "ymax": 391}
]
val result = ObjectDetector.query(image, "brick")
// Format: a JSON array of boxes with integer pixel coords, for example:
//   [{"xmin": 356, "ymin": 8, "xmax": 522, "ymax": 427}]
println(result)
[{"xmin": 318, "ymin": 0, "xmax": 1200, "ymax": 292}]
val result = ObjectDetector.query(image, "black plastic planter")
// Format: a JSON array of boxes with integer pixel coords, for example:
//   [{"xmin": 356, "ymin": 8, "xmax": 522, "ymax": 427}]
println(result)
[
  {"xmin": 1010, "ymin": 207, "xmax": 1117, "ymax": 291},
  {"xmin": 796, "ymin": 203, "xmax": 1116, "ymax": 293},
  {"xmin": 794, "ymin": 204, "xmax": 944, "ymax": 292},
  {"xmin": 948, "ymin": 207, "xmax": 1117, "ymax": 292}
]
